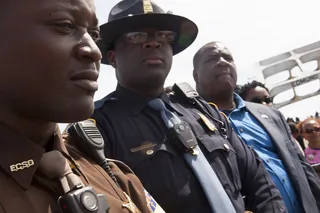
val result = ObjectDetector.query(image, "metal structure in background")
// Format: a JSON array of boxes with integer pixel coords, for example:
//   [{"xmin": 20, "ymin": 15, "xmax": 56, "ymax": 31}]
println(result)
[{"xmin": 257, "ymin": 41, "xmax": 320, "ymax": 109}]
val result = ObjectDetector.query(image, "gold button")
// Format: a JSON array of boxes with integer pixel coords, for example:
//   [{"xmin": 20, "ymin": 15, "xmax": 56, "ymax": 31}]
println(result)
[{"xmin": 146, "ymin": 150, "xmax": 154, "ymax": 155}]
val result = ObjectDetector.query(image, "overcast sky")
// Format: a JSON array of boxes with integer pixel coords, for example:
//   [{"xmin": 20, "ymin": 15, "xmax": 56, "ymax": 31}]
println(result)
[{"xmin": 60, "ymin": 0, "xmax": 320, "ymax": 129}]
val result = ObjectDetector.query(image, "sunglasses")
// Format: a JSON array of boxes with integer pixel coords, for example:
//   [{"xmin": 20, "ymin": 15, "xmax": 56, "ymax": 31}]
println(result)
[
  {"xmin": 249, "ymin": 96, "xmax": 273, "ymax": 104},
  {"xmin": 123, "ymin": 31, "xmax": 177, "ymax": 44},
  {"xmin": 304, "ymin": 126, "xmax": 320, "ymax": 134}
]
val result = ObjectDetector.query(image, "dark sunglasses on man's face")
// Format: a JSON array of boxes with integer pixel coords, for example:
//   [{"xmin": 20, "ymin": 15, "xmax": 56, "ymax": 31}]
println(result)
[
  {"xmin": 250, "ymin": 96, "xmax": 273, "ymax": 104},
  {"xmin": 123, "ymin": 31, "xmax": 176, "ymax": 44},
  {"xmin": 304, "ymin": 126, "xmax": 320, "ymax": 134}
]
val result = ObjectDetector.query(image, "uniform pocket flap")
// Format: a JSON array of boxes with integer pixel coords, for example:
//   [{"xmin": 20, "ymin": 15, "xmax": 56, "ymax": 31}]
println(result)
[
  {"xmin": 129, "ymin": 143, "xmax": 176, "ymax": 168},
  {"xmin": 196, "ymin": 134, "xmax": 234, "ymax": 153}
]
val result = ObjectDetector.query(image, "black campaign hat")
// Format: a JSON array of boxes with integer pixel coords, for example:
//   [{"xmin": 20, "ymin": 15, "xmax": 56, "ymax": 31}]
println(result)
[{"xmin": 98, "ymin": 0, "xmax": 198, "ymax": 65}]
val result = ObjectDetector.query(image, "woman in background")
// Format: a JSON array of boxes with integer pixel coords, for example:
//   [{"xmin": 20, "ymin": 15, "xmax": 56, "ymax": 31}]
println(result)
[{"xmin": 299, "ymin": 117, "xmax": 320, "ymax": 175}]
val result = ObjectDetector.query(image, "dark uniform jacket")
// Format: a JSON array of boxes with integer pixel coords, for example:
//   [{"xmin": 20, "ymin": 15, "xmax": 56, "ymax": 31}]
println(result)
[
  {"xmin": 245, "ymin": 101, "xmax": 320, "ymax": 213},
  {"xmin": 0, "ymin": 122, "xmax": 150, "ymax": 213},
  {"xmin": 92, "ymin": 85, "xmax": 287, "ymax": 213}
]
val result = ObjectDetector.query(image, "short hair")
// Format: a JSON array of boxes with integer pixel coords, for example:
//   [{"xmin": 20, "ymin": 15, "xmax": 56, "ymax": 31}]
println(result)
[
  {"xmin": 288, "ymin": 122, "xmax": 299, "ymax": 134},
  {"xmin": 287, "ymin": 117, "xmax": 295, "ymax": 123},
  {"xmin": 193, "ymin": 41, "xmax": 221, "ymax": 70},
  {"xmin": 238, "ymin": 80, "xmax": 269, "ymax": 99}
]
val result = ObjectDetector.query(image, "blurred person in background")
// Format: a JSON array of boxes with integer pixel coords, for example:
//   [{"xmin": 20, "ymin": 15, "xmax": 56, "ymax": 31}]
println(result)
[
  {"xmin": 234, "ymin": 85, "xmax": 242, "ymax": 95},
  {"xmin": 240, "ymin": 81, "xmax": 307, "ymax": 154},
  {"xmin": 299, "ymin": 117, "xmax": 320, "ymax": 175},
  {"xmin": 288, "ymin": 121, "xmax": 306, "ymax": 151},
  {"xmin": 238, "ymin": 80, "xmax": 273, "ymax": 107}
]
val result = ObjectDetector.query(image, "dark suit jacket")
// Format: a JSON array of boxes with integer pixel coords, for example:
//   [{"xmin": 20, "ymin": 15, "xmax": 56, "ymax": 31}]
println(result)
[{"xmin": 245, "ymin": 101, "xmax": 320, "ymax": 213}]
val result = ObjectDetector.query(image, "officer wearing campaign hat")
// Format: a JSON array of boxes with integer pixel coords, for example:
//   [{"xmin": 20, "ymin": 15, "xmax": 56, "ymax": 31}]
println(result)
[{"xmin": 92, "ymin": 0, "xmax": 287, "ymax": 212}]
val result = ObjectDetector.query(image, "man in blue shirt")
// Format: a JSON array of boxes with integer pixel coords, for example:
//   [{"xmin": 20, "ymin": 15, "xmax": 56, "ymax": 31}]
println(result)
[{"xmin": 192, "ymin": 41, "xmax": 320, "ymax": 213}]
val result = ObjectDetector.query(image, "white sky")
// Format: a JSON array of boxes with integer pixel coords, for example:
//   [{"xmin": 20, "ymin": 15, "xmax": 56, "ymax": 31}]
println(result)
[{"xmin": 60, "ymin": 0, "xmax": 320, "ymax": 129}]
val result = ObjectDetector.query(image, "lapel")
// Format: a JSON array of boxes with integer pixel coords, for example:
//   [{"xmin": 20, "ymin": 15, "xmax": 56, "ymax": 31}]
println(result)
[
  {"xmin": 245, "ymin": 102, "xmax": 317, "ymax": 211},
  {"xmin": 244, "ymin": 102, "xmax": 298, "ymax": 172}
]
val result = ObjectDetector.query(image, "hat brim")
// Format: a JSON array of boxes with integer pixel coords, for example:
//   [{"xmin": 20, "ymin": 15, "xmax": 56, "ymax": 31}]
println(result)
[{"xmin": 98, "ymin": 13, "xmax": 198, "ymax": 65}]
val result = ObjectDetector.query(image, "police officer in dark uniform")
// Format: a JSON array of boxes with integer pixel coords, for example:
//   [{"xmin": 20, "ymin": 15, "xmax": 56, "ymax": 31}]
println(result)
[{"xmin": 92, "ymin": 0, "xmax": 287, "ymax": 212}]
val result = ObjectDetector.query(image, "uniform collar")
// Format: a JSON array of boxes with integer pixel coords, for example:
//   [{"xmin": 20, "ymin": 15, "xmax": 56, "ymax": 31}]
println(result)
[
  {"xmin": 221, "ymin": 93, "xmax": 246, "ymax": 115},
  {"xmin": 0, "ymin": 123, "xmax": 68, "ymax": 190},
  {"xmin": 115, "ymin": 84, "xmax": 171, "ymax": 116}
]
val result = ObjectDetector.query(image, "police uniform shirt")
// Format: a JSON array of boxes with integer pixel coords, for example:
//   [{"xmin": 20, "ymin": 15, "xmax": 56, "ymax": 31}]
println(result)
[
  {"xmin": 92, "ymin": 85, "xmax": 287, "ymax": 213},
  {"xmin": 0, "ymin": 122, "xmax": 150, "ymax": 213}
]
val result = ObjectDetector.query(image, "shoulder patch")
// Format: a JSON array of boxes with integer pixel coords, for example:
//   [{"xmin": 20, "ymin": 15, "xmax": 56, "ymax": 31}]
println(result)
[{"xmin": 144, "ymin": 189, "xmax": 166, "ymax": 213}]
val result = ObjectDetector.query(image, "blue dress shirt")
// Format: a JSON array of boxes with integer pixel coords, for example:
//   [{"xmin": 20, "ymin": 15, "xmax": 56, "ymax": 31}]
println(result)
[{"xmin": 222, "ymin": 93, "xmax": 301, "ymax": 213}]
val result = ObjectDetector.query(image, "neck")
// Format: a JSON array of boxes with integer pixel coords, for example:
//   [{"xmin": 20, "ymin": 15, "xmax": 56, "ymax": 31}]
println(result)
[
  {"xmin": 0, "ymin": 107, "xmax": 56, "ymax": 147},
  {"xmin": 200, "ymin": 90, "xmax": 235, "ymax": 111},
  {"xmin": 122, "ymin": 83, "xmax": 164, "ymax": 99}
]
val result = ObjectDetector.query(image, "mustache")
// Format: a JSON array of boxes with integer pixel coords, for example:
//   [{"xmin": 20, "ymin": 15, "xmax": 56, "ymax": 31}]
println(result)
[{"xmin": 141, "ymin": 49, "xmax": 164, "ymax": 58}]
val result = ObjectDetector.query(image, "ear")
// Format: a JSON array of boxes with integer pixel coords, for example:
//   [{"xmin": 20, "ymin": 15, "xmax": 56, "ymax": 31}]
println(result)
[
  {"xmin": 107, "ymin": 51, "xmax": 116, "ymax": 68},
  {"xmin": 193, "ymin": 69, "xmax": 198, "ymax": 83}
]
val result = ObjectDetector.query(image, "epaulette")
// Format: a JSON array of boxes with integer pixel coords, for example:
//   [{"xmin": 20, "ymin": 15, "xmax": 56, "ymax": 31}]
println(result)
[{"xmin": 94, "ymin": 91, "xmax": 118, "ymax": 110}]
